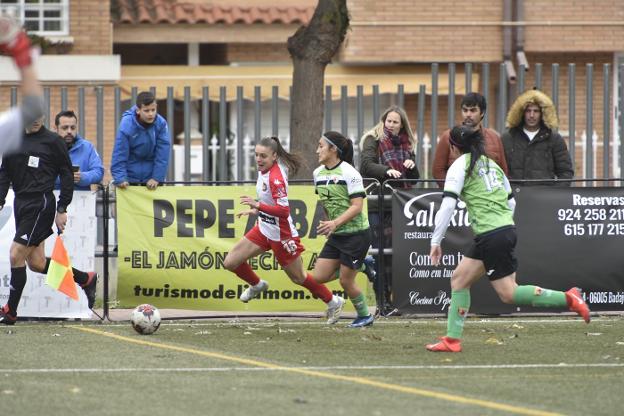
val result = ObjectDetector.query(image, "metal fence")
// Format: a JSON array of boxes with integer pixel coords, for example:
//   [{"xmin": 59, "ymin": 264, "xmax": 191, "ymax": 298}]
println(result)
[{"xmin": 9, "ymin": 62, "xmax": 624, "ymax": 182}]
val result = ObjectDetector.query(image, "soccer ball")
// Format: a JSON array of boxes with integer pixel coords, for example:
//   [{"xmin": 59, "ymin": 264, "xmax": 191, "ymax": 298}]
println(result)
[{"xmin": 130, "ymin": 304, "xmax": 161, "ymax": 335}]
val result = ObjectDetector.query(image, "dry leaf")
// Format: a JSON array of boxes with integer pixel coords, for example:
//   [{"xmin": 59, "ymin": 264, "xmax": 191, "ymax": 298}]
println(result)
[{"xmin": 485, "ymin": 337, "xmax": 504, "ymax": 345}]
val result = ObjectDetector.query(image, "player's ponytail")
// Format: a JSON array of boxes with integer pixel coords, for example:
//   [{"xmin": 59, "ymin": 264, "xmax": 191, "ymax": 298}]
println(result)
[
  {"xmin": 449, "ymin": 125, "xmax": 486, "ymax": 176},
  {"xmin": 322, "ymin": 131, "xmax": 354, "ymax": 166},
  {"xmin": 257, "ymin": 136, "xmax": 304, "ymax": 176}
]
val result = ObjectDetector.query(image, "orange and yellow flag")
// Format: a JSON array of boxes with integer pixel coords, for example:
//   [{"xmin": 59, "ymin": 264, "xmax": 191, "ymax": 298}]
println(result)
[{"xmin": 45, "ymin": 236, "xmax": 78, "ymax": 301}]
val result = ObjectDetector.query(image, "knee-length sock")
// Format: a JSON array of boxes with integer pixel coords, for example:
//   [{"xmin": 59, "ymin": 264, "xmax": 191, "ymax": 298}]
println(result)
[
  {"xmin": 350, "ymin": 293, "xmax": 370, "ymax": 317},
  {"xmin": 446, "ymin": 289, "xmax": 470, "ymax": 339},
  {"xmin": 8, "ymin": 267, "xmax": 27, "ymax": 314},
  {"xmin": 42, "ymin": 257, "xmax": 88, "ymax": 285},
  {"xmin": 512, "ymin": 285, "xmax": 567, "ymax": 307},
  {"xmin": 233, "ymin": 263, "xmax": 261, "ymax": 286},
  {"xmin": 302, "ymin": 274, "xmax": 333, "ymax": 303}
]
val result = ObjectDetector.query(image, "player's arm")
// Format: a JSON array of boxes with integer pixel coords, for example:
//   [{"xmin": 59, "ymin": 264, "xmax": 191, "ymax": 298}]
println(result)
[
  {"xmin": 0, "ymin": 15, "xmax": 43, "ymax": 152},
  {"xmin": 0, "ymin": 162, "xmax": 11, "ymax": 209},
  {"xmin": 430, "ymin": 156, "xmax": 466, "ymax": 265},
  {"xmin": 503, "ymin": 174, "xmax": 516, "ymax": 216},
  {"xmin": 55, "ymin": 139, "xmax": 74, "ymax": 212}
]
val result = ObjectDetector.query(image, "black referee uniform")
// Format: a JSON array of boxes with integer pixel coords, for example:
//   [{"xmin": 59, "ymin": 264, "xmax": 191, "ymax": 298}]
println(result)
[{"xmin": 0, "ymin": 125, "xmax": 73, "ymax": 246}]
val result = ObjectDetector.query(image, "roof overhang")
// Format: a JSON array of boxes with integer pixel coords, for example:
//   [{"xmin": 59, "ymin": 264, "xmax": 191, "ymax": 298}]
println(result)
[{"xmin": 120, "ymin": 64, "xmax": 478, "ymax": 100}]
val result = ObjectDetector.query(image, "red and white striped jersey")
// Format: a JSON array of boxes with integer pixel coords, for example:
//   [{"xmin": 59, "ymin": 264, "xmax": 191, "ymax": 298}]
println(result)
[{"xmin": 256, "ymin": 162, "xmax": 298, "ymax": 241}]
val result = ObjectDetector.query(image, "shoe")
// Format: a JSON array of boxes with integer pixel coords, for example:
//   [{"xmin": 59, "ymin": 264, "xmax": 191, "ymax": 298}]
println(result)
[
  {"xmin": 326, "ymin": 295, "xmax": 345, "ymax": 324},
  {"xmin": 426, "ymin": 336, "xmax": 462, "ymax": 352},
  {"xmin": 81, "ymin": 272, "xmax": 98, "ymax": 309},
  {"xmin": 239, "ymin": 280, "xmax": 269, "ymax": 302},
  {"xmin": 362, "ymin": 255, "xmax": 377, "ymax": 283},
  {"xmin": 348, "ymin": 314, "xmax": 374, "ymax": 328},
  {"xmin": 0, "ymin": 304, "xmax": 17, "ymax": 326},
  {"xmin": 565, "ymin": 287, "xmax": 590, "ymax": 323}
]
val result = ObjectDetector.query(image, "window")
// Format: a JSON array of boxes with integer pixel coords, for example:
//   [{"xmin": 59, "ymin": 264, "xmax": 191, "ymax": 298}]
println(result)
[{"xmin": 0, "ymin": 0, "xmax": 69, "ymax": 36}]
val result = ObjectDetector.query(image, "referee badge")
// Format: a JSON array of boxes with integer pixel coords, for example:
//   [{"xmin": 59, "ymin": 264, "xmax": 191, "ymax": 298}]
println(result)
[{"xmin": 28, "ymin": 155, "xmax": 40, "ymax": 168}]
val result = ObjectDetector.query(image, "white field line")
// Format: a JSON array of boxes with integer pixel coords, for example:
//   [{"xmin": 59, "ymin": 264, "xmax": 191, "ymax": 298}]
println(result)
[
  {"xmin": 90, "ymin": 317, "xmax": 621, "ymax": 327},
  {"xmin": 2, "ymin": 363, "xmax": 624, "ymax": 374}
]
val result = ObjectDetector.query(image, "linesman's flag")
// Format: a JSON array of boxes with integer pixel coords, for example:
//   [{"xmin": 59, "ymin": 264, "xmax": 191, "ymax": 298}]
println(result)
[{"xmin": 45, "ymin": 236, "xmax": 79, "ymax": 301}]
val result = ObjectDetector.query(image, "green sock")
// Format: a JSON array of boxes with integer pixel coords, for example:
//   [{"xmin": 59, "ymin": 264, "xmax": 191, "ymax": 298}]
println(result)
[
  {"xmin": 350, "ymin": 293, "xmax": 369, "ymax": 317},
  {"xmin": 446, "ymin": 289, "xmax": 470, "ymax": 339},
  {"xmin": 512, "ymin": 285, "xmax": 567, "ymax": 307}
]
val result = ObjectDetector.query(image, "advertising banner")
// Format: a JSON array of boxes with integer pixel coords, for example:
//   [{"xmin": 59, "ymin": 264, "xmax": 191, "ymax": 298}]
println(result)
[
  {"xmin": 116, "ymin": 185, "xmax": 368, "ymax": 311},
  {"xmin": 0, "ymin": 190, "xmax": 96, "ymax": 318},
  {"xmin": 391, "ymin": 186, "xmax": 624, "ymax": 314},
  {"xmin": 514, "ymin": 186, "xmax": 624, "ymax": 311}
]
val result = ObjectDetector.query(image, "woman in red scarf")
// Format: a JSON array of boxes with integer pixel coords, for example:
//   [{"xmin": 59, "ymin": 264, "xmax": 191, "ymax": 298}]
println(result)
[
  {"xmin": 359, "ymin": 106, "xmax": 420, "ymax": 315},
  {"xmin": 360, "ymin": 106, "xmax": 420, "ymax": 185}
]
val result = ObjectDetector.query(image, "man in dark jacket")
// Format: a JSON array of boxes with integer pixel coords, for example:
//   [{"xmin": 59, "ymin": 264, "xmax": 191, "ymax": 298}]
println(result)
[
  {"xmin": 502, "ymin": 89, "xmax": 574, "ymax": 186},
  {"xmin": 0, "ymin": 117, "xmax": 98, "ymax": 325}
]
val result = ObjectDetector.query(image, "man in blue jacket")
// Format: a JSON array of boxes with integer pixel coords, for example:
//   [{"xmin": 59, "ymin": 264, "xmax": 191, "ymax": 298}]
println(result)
[
  {"xmin": 111, "ymin": 91, "xmax": 170, "ymax": 190},
  {"xmin": 54, "ymin": 110, "xmax": 104, "ymax": 190}
]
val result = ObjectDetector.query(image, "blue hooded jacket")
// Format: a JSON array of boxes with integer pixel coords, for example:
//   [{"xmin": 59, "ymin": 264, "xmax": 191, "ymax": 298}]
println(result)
[
  {"xmin": 54, "ymin": 135, "xmax": 104, "ymax": 191},
  {"xmin": 111, "ymin": 106, "xmax": 170, "ymax": 183}
]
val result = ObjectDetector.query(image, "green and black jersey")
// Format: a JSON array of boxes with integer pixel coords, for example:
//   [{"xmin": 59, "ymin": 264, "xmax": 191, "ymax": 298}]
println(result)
[{"xmin": 313, "ymin": 161, "xmax": 369, "ymax": 235}]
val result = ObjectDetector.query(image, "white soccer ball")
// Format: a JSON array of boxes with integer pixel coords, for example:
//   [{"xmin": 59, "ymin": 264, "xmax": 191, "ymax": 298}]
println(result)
[{"xmin": 130, "ymin": 304, "xmax": 161, "ymax": 335}]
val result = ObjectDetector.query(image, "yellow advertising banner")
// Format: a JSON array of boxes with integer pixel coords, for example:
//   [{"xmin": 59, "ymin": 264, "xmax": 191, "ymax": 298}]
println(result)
[{"xmin": 116, "ymin": 185, "xmax": 370, "ymax": 311}]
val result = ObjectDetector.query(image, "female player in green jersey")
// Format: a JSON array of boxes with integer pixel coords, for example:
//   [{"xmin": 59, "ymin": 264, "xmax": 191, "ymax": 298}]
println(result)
[
  {"xmin": 312, "ymin": 131, "xmax": 374, "ymax": 327},
  {"xmin": 426, "ymin": 125, "xmax": 590, "ymax": 352}
]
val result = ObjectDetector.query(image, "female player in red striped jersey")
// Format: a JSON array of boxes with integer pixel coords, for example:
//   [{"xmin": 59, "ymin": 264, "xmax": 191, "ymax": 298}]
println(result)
[{"xmin": 223, "ymin": 137, "xmax": 345, "ymax": 323}]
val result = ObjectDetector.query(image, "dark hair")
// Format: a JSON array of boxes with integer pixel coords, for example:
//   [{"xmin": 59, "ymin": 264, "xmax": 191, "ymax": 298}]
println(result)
[
  {"xmin": 136, "ymin": 91, "xmax": 156, "ymax": 108},
  {"xmin": 449, "ymin": 125, "xmax": 486, "ymax": 176},
  {"xmin": 322, "ymin": 131, "xmax": 354, "ymax": 166},
  {"xmin": 257, "ymin": 136, "xmax": 305, "ymax": 176},
  {"xmin": 54, "ymin": 110, "xmax": 77, "ymax": 127},
  {"xmin": 460, "ymin": 92, "xmax": 487, "ymax": 115}
]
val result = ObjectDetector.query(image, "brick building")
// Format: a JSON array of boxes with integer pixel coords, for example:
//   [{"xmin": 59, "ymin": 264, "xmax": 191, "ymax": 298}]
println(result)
[{"xmin": 1, "ymin": 0, "xmax": 623, "ymax": 179}]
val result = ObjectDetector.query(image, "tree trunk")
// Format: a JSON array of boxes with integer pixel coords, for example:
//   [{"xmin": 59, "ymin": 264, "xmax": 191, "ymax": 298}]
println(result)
[{"xmin": 287, "ymin": 0, "xmax": 349, "ymax": 179}]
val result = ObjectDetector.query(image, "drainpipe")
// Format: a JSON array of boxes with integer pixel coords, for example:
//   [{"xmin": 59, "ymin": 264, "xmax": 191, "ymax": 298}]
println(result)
[
  {"xmin": 503, "ymin": 0, "xmax": 516, "ymax": 83},
  {"xmin": 516, "ymin": 0, "xmax": 529, "ymax": 71}
]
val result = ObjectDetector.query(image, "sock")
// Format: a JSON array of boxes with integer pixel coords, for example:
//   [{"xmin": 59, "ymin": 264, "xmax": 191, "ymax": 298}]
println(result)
[
  {"xmin": 72, "ymin": 268, "xmax": 88, "ymax": 285},
  {"xmin": 233, "ymin": 263, "xmax": 261, "ymax": 286},
  {"xmin": 512, "ymin": 285, "xmax": 567, "ymax": 307},
  {"xmin": 446, "ymin": 289, "xmax": 470, "ymax": 339},
  {"xmin": 350, "ymin": 293, "xmax": 369, "ymax": 317},
  {"xmin": 43, "ymin": 257, "xmax": 51, "ymax": 274},
  {"xmin": 8, "ymin": 267, "xmax": 27, "ymax": 314},
  {"xmin": 302, "ymin": 274, "xmax": 333, "ymax": 303}
]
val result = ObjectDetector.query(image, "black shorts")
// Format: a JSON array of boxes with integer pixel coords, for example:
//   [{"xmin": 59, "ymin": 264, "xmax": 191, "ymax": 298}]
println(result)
[
  {"xmin": 13, "ymin": 192, "xmax": 56, "ymax": 247},
  {"xmin": 318, "ymin": 229, "xmax": 372, "ymax": 270},
  {"xmin": 465, "ymin": 226, "xmax": 518, "ymax": 281}
]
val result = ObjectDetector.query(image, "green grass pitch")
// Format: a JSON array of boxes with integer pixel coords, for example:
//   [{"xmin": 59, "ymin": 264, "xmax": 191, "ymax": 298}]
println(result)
[{"xmin": 1, "ymin": 315, "xmax": 622, "ymax": 416}]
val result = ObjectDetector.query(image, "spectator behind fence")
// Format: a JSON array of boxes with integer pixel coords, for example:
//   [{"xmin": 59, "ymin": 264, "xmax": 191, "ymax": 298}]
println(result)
[
  {"xmin": 359, "ymin": 105, "xmax": 420, "ymax": 186},
  {"xmin": 432, "ymin": 92, "xmax": 507, "ymax": 188},
  {"xmin": 359, "ymin": 106, "xmax": 420, "ymax": 314},
  {"xmin": 111, "ymin": 91, "xmax": 170, "ymax": 190},
  {"xmin": 502, "ymin": 89, "xmax": 574, "ymax": 186},
  {"xmin": 53, "ymin": 110, "xmax": 104, "ymax": 191}
]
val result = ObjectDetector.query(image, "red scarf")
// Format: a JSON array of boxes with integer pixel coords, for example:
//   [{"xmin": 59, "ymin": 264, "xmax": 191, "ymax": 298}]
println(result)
[{"xmin": 378, "ymin": 128, "xmax": 413, "ymax": 175}]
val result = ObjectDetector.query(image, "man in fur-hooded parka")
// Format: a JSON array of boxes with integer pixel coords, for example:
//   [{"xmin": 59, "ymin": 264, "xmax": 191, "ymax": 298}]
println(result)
[{"xmin": 501, "ymin": 89, "xmax": 574, "ymax": 185}]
